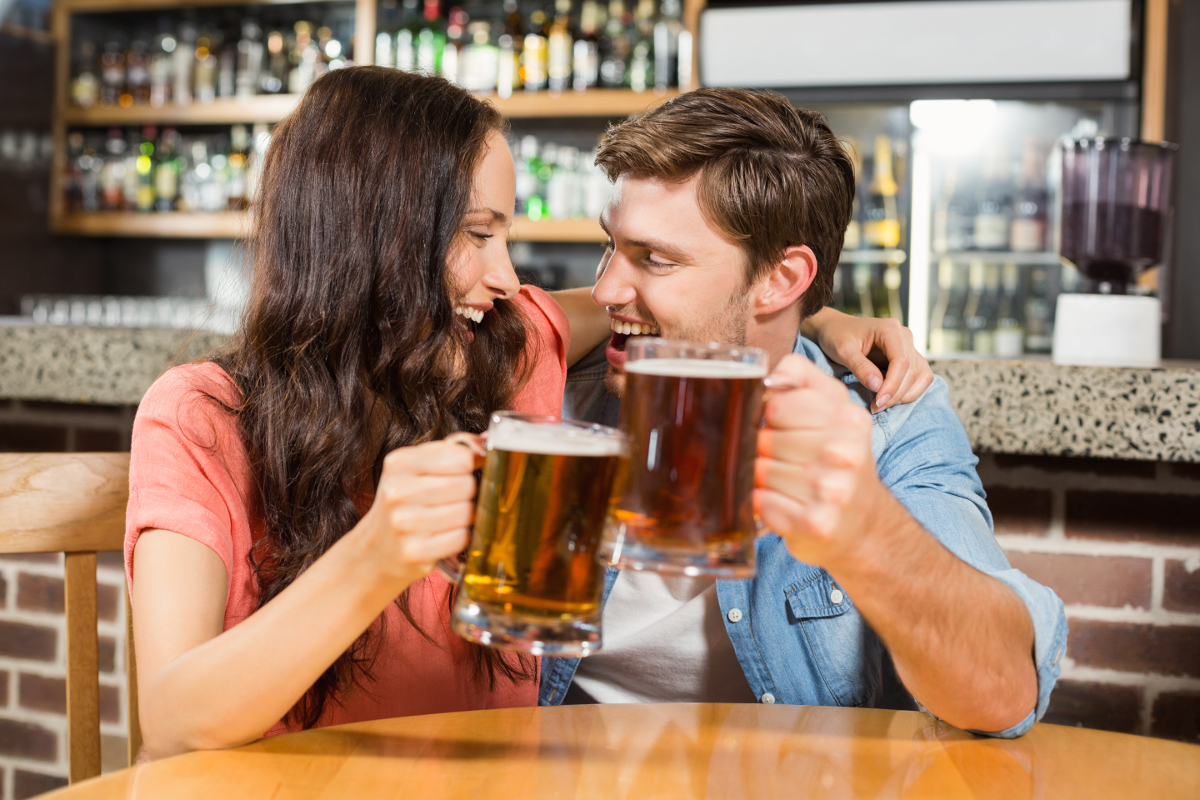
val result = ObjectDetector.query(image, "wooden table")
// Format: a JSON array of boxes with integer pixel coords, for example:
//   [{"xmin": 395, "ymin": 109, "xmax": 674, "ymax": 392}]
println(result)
[{"xmin": 47, "ymin": 704, "xmax": 1200, "ymax": 798}]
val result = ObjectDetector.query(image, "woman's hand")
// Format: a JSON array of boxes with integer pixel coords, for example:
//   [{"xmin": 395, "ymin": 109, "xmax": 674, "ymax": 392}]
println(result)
[
  {"xmin": 801, "ymin": 308, "xmax": 934, "ymax": 413},
  {"xmin": 358, "ymin": 434, "xmax": 485, "ymax": 586}
]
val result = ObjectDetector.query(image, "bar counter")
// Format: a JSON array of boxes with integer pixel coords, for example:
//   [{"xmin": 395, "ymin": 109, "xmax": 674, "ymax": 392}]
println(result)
[{"xmin": 1, "ymin": 322, "xmax": 1197, "ymax": 463}]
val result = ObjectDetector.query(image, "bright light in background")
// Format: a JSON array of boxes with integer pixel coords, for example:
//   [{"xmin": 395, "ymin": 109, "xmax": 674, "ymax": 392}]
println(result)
[{"xmin": 910, "ymin": 100, "xmax": 999, "ymax": 155}]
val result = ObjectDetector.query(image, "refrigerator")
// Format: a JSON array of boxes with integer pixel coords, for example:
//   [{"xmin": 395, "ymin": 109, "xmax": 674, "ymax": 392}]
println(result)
[{"xmin": 700, "ymin": 0, "xmax": 1145, "ymax": 358}]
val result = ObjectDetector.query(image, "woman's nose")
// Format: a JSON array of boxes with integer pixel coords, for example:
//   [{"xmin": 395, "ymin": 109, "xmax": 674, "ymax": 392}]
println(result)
[{"xmin": 484, "ymin": 253, "xmax": 521, "ymax": 300}]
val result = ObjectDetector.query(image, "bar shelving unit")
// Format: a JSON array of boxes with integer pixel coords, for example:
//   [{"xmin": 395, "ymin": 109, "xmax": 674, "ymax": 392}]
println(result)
[{"xmin": 49, "ymin": 0, "xmax": 704, "ymax": 242}]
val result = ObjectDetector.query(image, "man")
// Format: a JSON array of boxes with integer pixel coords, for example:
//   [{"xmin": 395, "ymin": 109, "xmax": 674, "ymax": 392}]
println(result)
[{"xmin": 544, "ymin": 89, "xmax": 1066, "ymax": 737}]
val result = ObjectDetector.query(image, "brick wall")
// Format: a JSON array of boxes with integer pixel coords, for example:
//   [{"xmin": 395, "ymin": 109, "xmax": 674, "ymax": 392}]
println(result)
[
  {"xmin": 1, "ymin": 402, "xmax": 1198, "ymax": 799},
  {"xmin": 981, "ymin": 454, "xmax": 1200, "ymax": 741},
  {"xmin": 0, "ymin": 401, "xmax": 133, "ymax": 800}
]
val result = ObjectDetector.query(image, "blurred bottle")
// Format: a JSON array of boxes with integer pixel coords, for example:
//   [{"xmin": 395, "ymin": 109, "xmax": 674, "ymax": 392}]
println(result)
[
  {"xmin": 134, "ymin": 126, "xmax": 157, "ymax": 212},
  {"xmin": 547, "ymin": 0, "xmax": 574, "ymax": 93},
  {"xmin": 973, "ymin": 149, "xmax": 1012, "ymax": 250},
  {"xmin": 122, "ymin": 128, "xmax": 140, "ymax": 210},
  {"xmin": 515, "ymin": 135, "xmax": 541, "ymax": 216},
  {"xmin": 522, "ymin": 7, "xmax": 549, "ymax": 91},
  {"xmin": 417, "ymin": 0, "xmax": 446, "ymax": 75},
  {"xmin": 627, "ymin": 0, "xmax": 655, "ymax": 92},
  {"xmin": 174, "ymin": 22, "xmax": 196, "ymax": 105},
  {"xmin": 262, "ymin": 28, "xmax": 287, "ymax": 92},
  {"xmin": 460, "ymin": 22, "xmax": 499, "ymax": 92},
  {"xmin": 71, "ymin": 41, "xmax": 100, "ymax": 108},
  {"xmin": 236, "ymin": 20, "xmax": 264, "ymax": 97},
  {"xmin": 394, "ymin": 0, "xmax": 419, "ymax": 71},
  {"xmin": 863, "ymin": 136, "xmax": 901, "ymax": 250},
  {"xmin": 245, "ymin": 123, "xmax": 271, "ymax": 204},
  {"xmin": 963, "ymin": 261, "xmax": 994, "ymax": 354},
  {"xmin": 994, "ymin": 263, "xmax": 1025, "ymax": 357},
  {"xmin": 79, "ymin": 135, "xmax": 103, "ymax": 212},
  {"xmin": 829, "ymin": 263, "xmax": 846, "ymax": 313},
  {"xmin": 193, "ymin": 27, "xmax": 218, "ymax": 103},
  {"xmin": 376, "ymin": 0, "xmax": 399, "ymax": 66},
  {"xmin": 870, "ymin": 265, "xmax": 892, "ymax": 321},
  {"xmin": 441, "ymin": 7, "xmax": 468, "ymax": 83},
  {"xmin": 573, "ymin": 0, "xmax": 601, "ymax": 91},
  {"xmin": 1010, "ymin": 140, "xmax": 1048, "ymax": 253},
  {"xmin": 148, "ymin": 22, "xmax": 175, "ymax": 107},
  {"xmin": 654, "ymin": 0, "xmax": 683, "ymax": 91},
  {"xmin": 546, "ymin": 145, "xmax": 579, "ymax": 218},
  {"xmin": 928, "ymin": 258, "xmax": 967, "ymax": 353},
  {"xmin": 124, "ymin": 37, "xmax": 151, "ymax": 104},
  {"xmin": 883, "ymin": 264, "xmax": 903, "ymax": 322},
  {"xmin": 599, "ymin": 0, "xmax": 631, "ymax": 88},
  {"xmin": 154, "ymin": 127, "xmax": 181, "ymax": 211},
  {"xmin": 841, "ymin": 263, "xmax": 863, "ymax": 317},
  {"xmin": 100, "ymin": 128, "xmax": 126, "ymax": 210},
  {"xmin": 64, "ymin": 132, "xmax": 85, "ymax": 212},
  {"xmin": 99, "ymin": 40, "xmax": 126, "ymax": 108},
  {"xmin": 1023, "ymin": 265, "xmax": 1054, "ymax": 353},
  {"xmin": 227, "ymin": 124, "xmax": 249, "ymax": 210},
  {"xmin": 852, "ymin": 263, "xmax": 874, "ymax": 318}
]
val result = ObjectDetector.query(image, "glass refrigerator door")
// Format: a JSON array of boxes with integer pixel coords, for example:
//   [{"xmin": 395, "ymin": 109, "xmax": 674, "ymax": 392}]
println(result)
[
  {"xmin": 907, "ymin": 99, "xmax": 1137, "ymax": 358},
  {"xmin": 810, "ymin": 104, "xmax": 912, "ymax": 324}
]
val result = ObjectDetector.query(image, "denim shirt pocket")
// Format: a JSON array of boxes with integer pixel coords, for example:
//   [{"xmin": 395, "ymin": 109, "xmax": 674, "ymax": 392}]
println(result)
[{"xmin": 784, "ymin": 567, "xmax": 881, "ymax": 708}]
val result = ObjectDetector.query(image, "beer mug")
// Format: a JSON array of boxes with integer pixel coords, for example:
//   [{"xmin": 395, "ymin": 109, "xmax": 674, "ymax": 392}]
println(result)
[
  {"xmin": 600, "ymin": 339, "xmax": 769, "ymax": 578},
  {"xmin": 441, "ymin": 412, "xmax": 626, "ymax": 657}
]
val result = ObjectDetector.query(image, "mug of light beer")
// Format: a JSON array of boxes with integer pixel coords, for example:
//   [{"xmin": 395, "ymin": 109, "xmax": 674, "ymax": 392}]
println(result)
[
  {"xmin": 600, "ymin": 339, "xmax": 770, "ymax": 579},
  {"xmin": 440, "ymin": 413, "xmax": 626, "ymax": 657}
]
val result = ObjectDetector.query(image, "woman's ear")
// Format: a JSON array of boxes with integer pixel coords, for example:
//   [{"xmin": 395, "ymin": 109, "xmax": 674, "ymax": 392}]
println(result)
[{"xmin": 753, "ymin": 245, "xmax": 818, "ymax": 316}]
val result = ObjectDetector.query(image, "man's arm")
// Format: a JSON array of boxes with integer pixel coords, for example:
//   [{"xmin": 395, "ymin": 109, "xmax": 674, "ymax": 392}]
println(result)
[{"xmin": 755, "ymin": 355, "xmax": 1040, "ymax": 733}]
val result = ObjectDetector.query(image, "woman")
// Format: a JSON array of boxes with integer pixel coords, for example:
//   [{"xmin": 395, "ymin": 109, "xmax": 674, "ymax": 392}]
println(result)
[{"xmin": 126, "ymin": 67, "xmax": 931, "ymax": 759}]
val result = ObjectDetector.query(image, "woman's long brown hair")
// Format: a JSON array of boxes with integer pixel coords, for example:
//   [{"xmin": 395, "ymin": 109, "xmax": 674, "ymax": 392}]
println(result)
[{"xmin": 214, "ymin": 67, "xmax": 536, "ymax": 728}]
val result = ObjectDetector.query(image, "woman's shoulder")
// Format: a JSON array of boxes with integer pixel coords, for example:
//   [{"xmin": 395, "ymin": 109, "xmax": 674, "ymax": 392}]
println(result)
[
  {"xmin": 141, "ymin": 362, "xmax": 241, "ymax": 415},
  {"xmin": 512, "ymin": 285, "xmax": 569, "ymax": 343}
]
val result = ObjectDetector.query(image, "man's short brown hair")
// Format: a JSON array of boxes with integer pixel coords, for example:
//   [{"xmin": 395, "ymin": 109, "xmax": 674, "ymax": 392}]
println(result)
[{"xmin": 595, "ymin": 88, "xmax": 854, "ymax": 317}]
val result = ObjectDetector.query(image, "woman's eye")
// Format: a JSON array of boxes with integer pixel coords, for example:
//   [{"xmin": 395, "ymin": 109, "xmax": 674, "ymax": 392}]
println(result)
[{"xmin": 469, "ymin": 231, "xmax": 494, "ymax": 242}]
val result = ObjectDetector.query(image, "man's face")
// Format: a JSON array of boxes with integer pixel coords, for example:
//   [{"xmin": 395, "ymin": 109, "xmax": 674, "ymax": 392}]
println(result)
[{"xmin": 593, "ymin": 173, "xmax": 755, "ymax": 398}]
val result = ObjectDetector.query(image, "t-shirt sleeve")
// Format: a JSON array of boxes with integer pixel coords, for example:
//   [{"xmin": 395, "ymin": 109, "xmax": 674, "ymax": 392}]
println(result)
[
  {"xmin": 124, "ymin": 365, "xmax": 246, "ymax": 604},
  {"xmin": 510, "ymin": 285, "xmax": 571, "ymax": 416}
]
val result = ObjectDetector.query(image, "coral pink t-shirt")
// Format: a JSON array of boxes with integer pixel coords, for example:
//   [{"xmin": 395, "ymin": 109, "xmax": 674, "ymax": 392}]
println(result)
[{"xmin": 125, "ymin": 286, "xmax": 569, "ymax": 736}]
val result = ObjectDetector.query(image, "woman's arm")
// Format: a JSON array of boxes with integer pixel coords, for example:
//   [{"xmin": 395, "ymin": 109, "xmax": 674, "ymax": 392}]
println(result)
[
  {"xmin": 551, "ymin": 287, "xmax": 610, "ymax": 367},
  {"xmin": 801, "ymin": 308, "xmax": 935, "ymax": 413},
  {"xmin": 132, "ymin": 438, "xmax": 481, "ymax": 758}
]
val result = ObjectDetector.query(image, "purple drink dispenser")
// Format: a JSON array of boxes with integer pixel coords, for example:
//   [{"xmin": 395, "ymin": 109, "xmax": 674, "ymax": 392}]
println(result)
[
  {"xmin": 1059, "ymin": 138, "xmax": 1177, "ymax": 293},
  {"xmin": 1052, "ymin": 138, "xmax": 1178, "ymax": 368}
]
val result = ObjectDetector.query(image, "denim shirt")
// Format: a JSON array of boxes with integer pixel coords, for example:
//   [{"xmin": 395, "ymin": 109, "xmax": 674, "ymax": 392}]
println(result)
[{"xmin": 541, "ymin": 337, "xmax": 1067, "ymax": 738}]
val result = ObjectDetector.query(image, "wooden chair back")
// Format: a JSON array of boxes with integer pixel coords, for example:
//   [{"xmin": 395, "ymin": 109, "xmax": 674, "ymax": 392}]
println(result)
[{"xmin": 0, "ymin": 453, "xmax": 140, "ymax": 783}]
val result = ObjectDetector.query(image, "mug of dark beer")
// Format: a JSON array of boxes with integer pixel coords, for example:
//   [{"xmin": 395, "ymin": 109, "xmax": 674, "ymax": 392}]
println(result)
[
  {"xmin": 442, "ymin": 412, "xmax": 626, "ymax": 657},
  {"xmin": 600, "ymin": 339, "xmax": 768, "ymax": 578}
]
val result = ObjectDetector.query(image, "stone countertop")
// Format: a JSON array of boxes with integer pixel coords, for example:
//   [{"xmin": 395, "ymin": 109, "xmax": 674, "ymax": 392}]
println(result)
[{"xmin": 0, "ymin": 323, "xmax": 1197, "ymax": 463}]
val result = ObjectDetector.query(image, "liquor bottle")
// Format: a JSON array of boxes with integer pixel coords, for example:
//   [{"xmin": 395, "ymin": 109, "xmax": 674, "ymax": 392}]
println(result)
[
  {"xmin": 394, "ymin": 0, "xmax": 420, "ymax": 71},
  {"xmin": 514, "ymin": 135, "xmax": 541, "ymax": 216},
  {"xmin": 573, "ymin": 0, "xmax": 602, "ymax": 91},
  {"xmin": 79, "ymin": 135, "xmax": 103, "ymax": 212},
  {"xmin": 676, "ymin": 19, "xmax": 692, "ymax": 89},
  {"xmin": 522, "ymin": 8, "xmax": 549, "ymax": 91},
  {"xmin": 416, "ymin": 0, "xmax": 446, "ymax": 75},
  {"xmin": 71, "ymin": 41, "xmax": 100, "ymax": 108},
  {"xmin": 628, "ymin": 0, "xmax": 655, "ymax": 92},
  {"xmin": 236, "ymin": 21, "xmax": 264, "ymax": 97},
  {"xmin": 64, "ymin": 132, "xmax": 85, "ymax": 213},
  {"xmin": 547, "ymin": 0, "xmax": 574, "ymax": 93},
  {"xmin": 148, "ymin": 23, "xmax": 174, "ymax": 108},
  {"xmin": 376, "ymin": 0, "xmax": 398, "ymax": 67},
  {"xmin": 460, "ymin": 22, "xmax": 499, "ymax": 92},
  {"xmin": 99, "ymin": 40, "xmax": 125, "ymax": 108},
  {"xmin": 852, "ymin": 263, "xmax": 874, "ymax": 318},
  {"xmin": 654, "ymin": 0, "xmax": 683, "ymax": 90},
  {"xmin": 963, "ymin": 261, "xmax": 995, "ymax": 354},
  {"xmin": 218, "ymin": 37, "xmax": 237, "ymax": 98},
  {"xmin": 928, "ymin": 258, "xmax": 967, "ymax": 353},
  {"xmin": 583, "ymin": 148, "xmax": 612, "ymax": 218},
  {"xmin": 993, "ymin": 263, "xmax": 1024, "ymax": 357},
  {"xmin": 134, "ymin": 126, "xmax": 157, "ymax": 212},
  {"xmin": 227, "ymin": 124, "xmax": 249, "ymax": 210},
  {"xmin": 1010, "ymin": 140, "xmax": 1048, "ymax": 253},
  {"xmin": 261, "ymin": 28, "xmax": 286, "ymax": 92},
  {"xmin": 100, "ymin": 128, "xmax": 126, "ymax": 210},
  {"xmin": 599, "ymin": 0, "xmax": 631, "ymax": 88},
  {"xmin": 122, "ymin": 128, "xmax": 141, "ymax": 210},
  {"xmin": 972, "ymin": 149, "xmax": 1012, "ymax": 250},
  {"xmin": 841, "ymin": 263, "xmax": 863, "ymax": 317},
  {"xmin": 288, "ymin": 21, "xmax": 320, "ymax": 93},
  {"xmin": 939, "ymin": 167, "xmax": 976, "ymax": 252},
  {"xmin": 174, "ymin": 23, "xmax": 196, "ymax": 105},
  {"xmin": 883, "ymin": 265, "xmax": 903, "ymax": 322},
  {"xmin": 547, "ymin": 146, "xmax": 580, "ymax": 219},
  {"xmin": 245, "ymin": 123, "xmax": 271, "ymax": 204},
  {"xmin": 1023, "ymin": 266, "xmax": 1054, "ymax": 353},
  {"xmin": 193, "ymin": 28, "xmax": 218, "ymax": 103},
  {"xmin": 123, "ymin": 37, "xmax": 150, "ymax": 105},
  {"xmin": 870, "ymin": 265, "xmax": 892, "ymax": 321},
  {"xmin": 441, "ymin": 7, "xmax": 468, "ymax": 83},
  {"xmin": 154, "ymin": 127, "xmax": 181, "ymax": 212},
  {"xmin": 862, "ymin": 136, "xmax": 900, "ymax": 250},
  {"xmin": 842, "ymin": 138, "xmax": 862, "ymax": 251}
]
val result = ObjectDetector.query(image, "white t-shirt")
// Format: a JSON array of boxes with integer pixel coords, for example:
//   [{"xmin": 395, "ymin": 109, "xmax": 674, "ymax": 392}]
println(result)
[{"xmin": 571, "ymin": 570, "xmax": 759, "ymax": 704}]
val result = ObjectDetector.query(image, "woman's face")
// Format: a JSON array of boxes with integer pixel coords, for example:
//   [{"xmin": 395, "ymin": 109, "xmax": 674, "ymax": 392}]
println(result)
[{"xmin": 448, "ymin": 130, "xmax": 520, "ymax": 327}]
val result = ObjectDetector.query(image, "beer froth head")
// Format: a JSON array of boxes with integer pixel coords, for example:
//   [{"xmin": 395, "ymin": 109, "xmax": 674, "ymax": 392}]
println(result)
[{"xmin": 590, "ymin": 88, "xmax": 855, "ymax": 397}]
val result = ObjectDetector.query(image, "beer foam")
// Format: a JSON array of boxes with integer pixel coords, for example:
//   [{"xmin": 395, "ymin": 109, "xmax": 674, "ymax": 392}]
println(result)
[
  {"xmin": 490, "ymin": 418, "xmax": 625, "ymax": 457},
  {"xmin": 624, "ymin": 358, "xmax": 768, "ymax": 379}
]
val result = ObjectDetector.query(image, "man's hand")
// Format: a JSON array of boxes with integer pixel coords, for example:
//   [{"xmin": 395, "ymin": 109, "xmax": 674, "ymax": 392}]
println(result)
[{"xmin": 754, "ymin": 353, "xmax": 889, "ymax": 572}]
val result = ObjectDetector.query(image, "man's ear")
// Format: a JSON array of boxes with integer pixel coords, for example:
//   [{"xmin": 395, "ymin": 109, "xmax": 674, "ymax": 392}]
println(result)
[{"xmin": 752, "ymin": 245, "xmax": 818, "ymax": 316}]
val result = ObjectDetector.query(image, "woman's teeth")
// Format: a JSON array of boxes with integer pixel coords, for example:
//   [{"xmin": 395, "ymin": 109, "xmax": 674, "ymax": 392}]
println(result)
[
  {"xmin": 610, "ymin": 319, "xmax": 660, "ymax": 336},
  {"xmin": 455, "ymin": 305, "xmax": 484, "ymax": 323}
]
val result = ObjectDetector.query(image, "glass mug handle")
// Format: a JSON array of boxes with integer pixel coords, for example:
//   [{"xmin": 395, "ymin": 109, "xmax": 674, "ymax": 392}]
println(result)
[
  {"xmin": 432, "ymin": 430, "xmax": 487, "ymax": 585},
  {"xmin": 435, "ymin": 558, "xmax": 463, "ymax": 583}
]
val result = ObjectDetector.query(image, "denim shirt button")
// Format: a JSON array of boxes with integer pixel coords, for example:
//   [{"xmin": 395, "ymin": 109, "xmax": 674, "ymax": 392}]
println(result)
[
  {"xmin": 761, "ymin": 693, "xmax": 776, "ymax": 704},
  {"xmin": 830, "ymin": 589, "xmax": 845, "ymax": 605},
  {"xmin": 727, "ymin": 608, "xmax": 743, "ymax": 623}
]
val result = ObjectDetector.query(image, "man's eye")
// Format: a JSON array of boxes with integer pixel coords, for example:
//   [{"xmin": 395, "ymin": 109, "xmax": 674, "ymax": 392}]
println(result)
[
  {"xmin": 647, "ymin": 258, "xmax": 674, "ymax": 270},
  {"xmin": 604, "ymin": 239, "xmax": 615, "ymax": 252}
]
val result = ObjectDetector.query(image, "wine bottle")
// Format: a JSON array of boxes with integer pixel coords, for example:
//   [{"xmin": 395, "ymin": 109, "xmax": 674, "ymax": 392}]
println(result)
[
  {"xmin": 1010, "ymin": 140, "xmax": 1048, "ymax": 253},
  {"xmin": 522, "ymin": 8, "xmax": 549, "ymax": 91},
  {"xmin": 573, "ymin": 0, "xmax": 602, "ymax": 91},
  {"xmin": 973, "ymin": 149, "xmax": 1012, "ymax": 250},
  {"xmin": 862, "ymin": 135, "xmax": 901, "ymax": 250},
  {"xmin": 547, "ymin": 0, "xmax": 574, "ymax": 92},
  {"xmin": 994, "ymin": 263, "xmax": 1025, "ymax": 357}
]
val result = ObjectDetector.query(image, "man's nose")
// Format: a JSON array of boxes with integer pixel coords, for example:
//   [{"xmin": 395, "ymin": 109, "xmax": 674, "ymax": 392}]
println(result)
[
  {"xmin": 591, "ymin": 251, "xmax": 638, "ymax": 309},
  {"xmin": 483, "ymin": 252, "xmax": 521, "ymax": 300}
]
